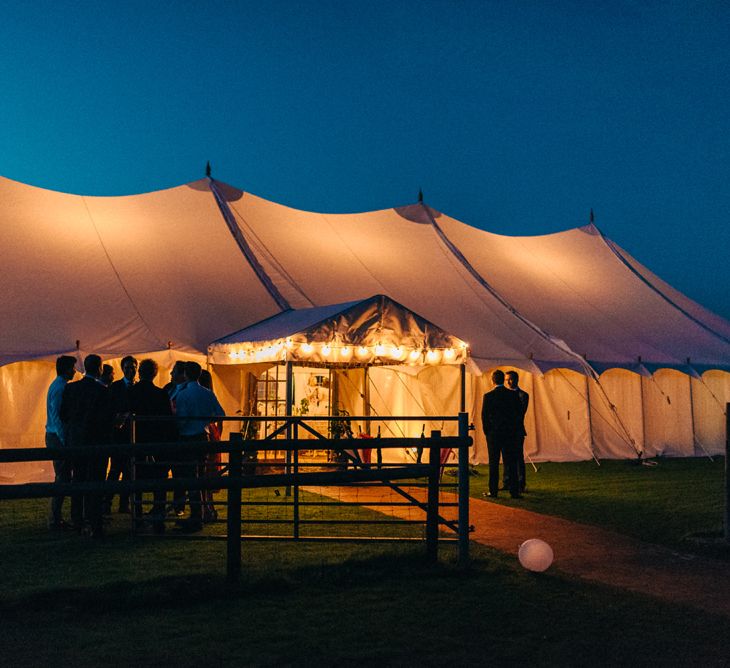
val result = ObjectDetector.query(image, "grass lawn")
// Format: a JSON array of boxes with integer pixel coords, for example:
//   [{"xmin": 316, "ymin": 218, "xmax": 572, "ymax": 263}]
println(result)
[
  {"xmin": 1, "ymin": 460, "xmax": 729, "ymax": 666},
  {"xmin": 465, "ymin": 457, "xmax": 727, "ymax": 552}
]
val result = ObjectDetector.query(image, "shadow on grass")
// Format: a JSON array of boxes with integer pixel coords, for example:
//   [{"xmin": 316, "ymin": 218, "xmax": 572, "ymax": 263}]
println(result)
[{"xmin": 0, "ymin": 549, "xmax": 462, "ymax": 614}]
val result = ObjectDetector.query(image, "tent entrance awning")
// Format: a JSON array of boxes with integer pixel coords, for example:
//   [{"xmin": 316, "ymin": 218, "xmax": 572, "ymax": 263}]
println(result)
[{"xmin": 207, "ymin": 294, "xmax": 469, "ymax": 368}]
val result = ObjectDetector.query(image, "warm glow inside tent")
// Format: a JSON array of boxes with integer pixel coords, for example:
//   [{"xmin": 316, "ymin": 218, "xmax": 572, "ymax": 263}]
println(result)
[
  {"xmin": 208, "ymin": 294, "xmax": 469, "ymax": 451},
  {"xmin": 208, "ymin": 294, "xmax": 469, "ymax": 367},
  {"xmin": 1, "ymin": 175, "xmax": 728, "ymax": 482}
]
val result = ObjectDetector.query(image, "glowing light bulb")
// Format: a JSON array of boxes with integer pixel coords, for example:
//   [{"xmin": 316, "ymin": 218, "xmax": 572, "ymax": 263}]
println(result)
[
  {"xmin": 340, "ymin": 346, "xmax": 352, "ymax": 359},
  {"xmin": 426, "ymin": 349, "xmax": 440, "ymax": 364},
  {"xmin": 408, "ymin": 349, "xmax": 421, "ymax": 362},
  {"xmin": 375, "ymin": 343, "xmax": 386, "ymax": 357},
  {"xmin": 443, "ymin": 348, "xmax": 456, "ymax": 361},
  {"xmin": 391, "ymin": 346, "xmax": 405, "ymax": 360},
  {"xmin": 301, "ymin": 342, "xmax": 313, "ymax": 356},
  {"xmin": 321, "ymin": 344, "xmax": 332, "ymax": 357},
  {"xmin": 285, "ymin": 338, "xmax": 294, "ymax": 350},
  {"xmin": 356, "ymin": 346, "xmax": 370, "ymax": 359}
]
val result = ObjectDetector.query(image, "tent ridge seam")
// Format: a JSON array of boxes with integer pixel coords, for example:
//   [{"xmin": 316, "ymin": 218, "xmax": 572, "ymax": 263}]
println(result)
[
  {"xmin": 80, "ymin": 197, "xmax": 165, "ymax": 350},
  {"xmin": 227, "ymin": 200, "xmax": 316, "ymax": 308},
  {"xmin": 208, "ymin": 179, "xmax": 291, "ymax": 312},
  {"xmin": 419, "ymin": 203, "xmax": 594, "ymax": 376},
  {"xmin": 598, "ymin": 230, "xmax": 730, "ymax": 347}
]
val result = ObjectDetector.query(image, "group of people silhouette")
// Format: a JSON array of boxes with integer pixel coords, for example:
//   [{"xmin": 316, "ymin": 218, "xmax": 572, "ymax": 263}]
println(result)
[{"xmin": 45, "ymin": 354, "xmax": 224, "ymax": 537}]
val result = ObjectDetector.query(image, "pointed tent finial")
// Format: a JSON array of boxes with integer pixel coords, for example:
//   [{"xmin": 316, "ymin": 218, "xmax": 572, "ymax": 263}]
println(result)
[
  {"xmin": 206, "ymin": 161, "xmax": 212, "ymax": 178},
  {"xmin": 418, "ymin": 188, "xmax": 423, "ymax": 203},
  {"xmin": 590, "ymin": 208, "xmax": 595, "ymax": 224}
]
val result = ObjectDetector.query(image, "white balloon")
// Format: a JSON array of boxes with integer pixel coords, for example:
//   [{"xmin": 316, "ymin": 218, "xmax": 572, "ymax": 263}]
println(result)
[{"xmin": 518, "ymin": 538, "xmax": 554, "ymax": 572}]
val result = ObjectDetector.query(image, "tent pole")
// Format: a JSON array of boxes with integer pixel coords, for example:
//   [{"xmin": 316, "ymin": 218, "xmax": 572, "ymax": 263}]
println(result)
[
  {"xmin": 363, "ymin": 365, "xmax": 371, "ymax": 436},
  {"xmin": 460, "ymin": 362, "xmax": 466, "ymax": 413}
]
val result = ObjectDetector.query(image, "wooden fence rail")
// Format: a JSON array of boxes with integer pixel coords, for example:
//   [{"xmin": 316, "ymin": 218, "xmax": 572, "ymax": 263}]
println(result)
[{"xmin": 0, "ymin": 413, "xmax": 473, "ymax": 580}]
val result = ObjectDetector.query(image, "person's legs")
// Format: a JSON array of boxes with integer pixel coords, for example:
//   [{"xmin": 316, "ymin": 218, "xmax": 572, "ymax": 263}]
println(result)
[
  {"xmin": 517, "ymin": 436, "xmax": 526, "ymax": 492},
  {"xmin": 486, "ymin": 435, "xmax": 501, "ymax": 497},
  {"xmin": 188, "ymin": 456, "xmax": 204, "ymax": 522},
  {"xmin": 106, "ymin": 456, "xmax": 130, "ymax": 512},
  {"xmin": 46, "ymin": 433, "xmax": 70, "ymax": 527},
  {"xmin": 177, "ymin": 435, "xmax": 205, "ymax": 529},
  {"xmin": 87, "ymin": 455, "xmax": 107, "ymax": 536},
  {"xmin": 150, "ymin": 460, "xmax": 167, "ymax": 532},
  {"xmin": 502, "ymin": 441, "xmax": 521, "ymax": 498},
  {"xmin": 70, "ymin": 456, "xmax": 89, "ymax": 530},
  {"xmin": 170, "ymin": 460, "xmax": 187, "ymax": 514}
]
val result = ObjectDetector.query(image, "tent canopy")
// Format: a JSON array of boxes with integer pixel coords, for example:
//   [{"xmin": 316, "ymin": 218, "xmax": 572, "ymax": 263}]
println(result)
[
  {"xmin": 208, "ymin": 294, "xmax": 469, "ymax": 367},
  {"xmin": 1, "ymin": 175, "xmax": 729, "ymax": 466},
  {"xmin": 1, "ymin": 174, "xmax": 728, "ymax": 375}
]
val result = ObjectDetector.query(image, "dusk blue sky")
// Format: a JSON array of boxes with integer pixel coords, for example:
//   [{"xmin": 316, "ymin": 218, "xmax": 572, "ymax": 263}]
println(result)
[{"xmin": 2, "ymin": 1, "xmax": 728, "ymax": 320}]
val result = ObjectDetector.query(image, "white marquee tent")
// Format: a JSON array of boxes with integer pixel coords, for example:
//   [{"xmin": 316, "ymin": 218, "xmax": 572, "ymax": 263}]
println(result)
[{"xmin": 1, "ymin": 175, "xmax": 728, "ymax": 481}]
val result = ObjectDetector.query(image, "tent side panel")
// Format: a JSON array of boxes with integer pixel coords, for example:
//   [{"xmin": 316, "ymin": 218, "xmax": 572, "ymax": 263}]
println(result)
[
  {"xmin": 693, "ymin": 371, "xmax": 730, "ymax": 456},
  {"xmin": 531, "ymin": 370, "xmax": 591, "ymax": 461},
  {"xmin": 589, "ymin": 370, "xmax": 643, "ymax": 459},
  {"xmin": 643, "ymin": 369, "xmax": 694, "ymax": 457},
  {"xmin": 0, "ymin": 361, "xmax": 55, "ymax": 483}
]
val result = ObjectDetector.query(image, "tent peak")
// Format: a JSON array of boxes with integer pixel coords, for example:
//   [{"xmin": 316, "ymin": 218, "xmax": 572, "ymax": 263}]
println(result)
[
  {"xmin": 206, "ymin": 161, "xmax": 212, "ymax": 178},
  {"xmin": 418, "ymin": 187, "xmax": 423, "ymax": 203}
]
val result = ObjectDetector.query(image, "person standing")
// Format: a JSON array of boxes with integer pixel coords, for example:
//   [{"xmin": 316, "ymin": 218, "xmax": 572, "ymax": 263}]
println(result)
[
  {"xmin": 105, "ymin": 355, "xmax": 138, "ymax": 513},
  {"xmin": 505, "ymin": 370, "xmax": 529, "ymax": 493},
  {"xmin": 164, "ymin": 360, "xmax": 187, "ymax": 515},
  {"xmin": 481, "ymin": 369, "xmax": 522, "ymax": 499},
  {"xmin": 100, "ymin": 364, "xmax": 115, "ymax": 387},
  {"xmin": 198, "ymin": 369, "xmax": 222, "ymax": 522},
  {"xmin": 129, "ymin": 359, "xmax": 174, "ymax": 533},
  {"xmin": 164, "ymin": 360, "xmax": 188, "ymax": 407},
  {"xmin": 174, "ymin": 361, "xmax": 224, "ymax": 532},
  {"xmin": 45, "ymin": 355, "xmax": 77, "ymax": 529},
  {"xmin": 60, "ymin": 354, "xmax": 113, "ymax": 537}
]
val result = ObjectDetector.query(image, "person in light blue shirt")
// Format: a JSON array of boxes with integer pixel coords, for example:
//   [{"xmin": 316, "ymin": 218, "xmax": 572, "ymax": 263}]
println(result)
[
  {"xmin": 173, "ymin": 361, "xmax": 224, "ymax": 531},
  {"xmin": 45, "ymin": 355, "xmax": 77, "ymax": 528}
]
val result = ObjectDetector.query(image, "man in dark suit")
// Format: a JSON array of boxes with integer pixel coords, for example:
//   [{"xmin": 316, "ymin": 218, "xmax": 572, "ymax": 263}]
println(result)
[
  {"xmin": 129, "ymin": 358, "xmax": 175, "ymax": 533},
  {"xmin": 105, "ymin": 355, "xmax": 137, "ymax": 513},
  {"xmin": 481, "ymin": 369, "xmax": 522, "ymax": 499},
  {"xmin": 505, "ymin": 370, "xmax": 530, "ymax": 493},
  {"xmin": 60, "ymin": 354, "xmax": 113, "ymax": 537}
]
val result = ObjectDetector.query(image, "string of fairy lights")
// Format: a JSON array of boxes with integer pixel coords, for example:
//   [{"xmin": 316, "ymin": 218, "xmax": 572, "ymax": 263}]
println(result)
[{"xmin": 214, "ymin": 338, "xmax": 469, "ymax": 365}]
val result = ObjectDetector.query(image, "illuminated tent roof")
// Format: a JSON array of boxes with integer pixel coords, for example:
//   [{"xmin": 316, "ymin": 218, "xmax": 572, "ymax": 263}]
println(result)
[
  {"xmin": 1, "ymin": 175, "xmax": 728, "ymax": 374},
  {"xmin": 208, "ymin": 294, "xmax": 468, "ymax": 366}
]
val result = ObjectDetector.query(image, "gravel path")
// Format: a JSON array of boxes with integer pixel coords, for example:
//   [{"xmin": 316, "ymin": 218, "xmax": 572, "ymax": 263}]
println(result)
[{"xmin": 308, "ymin": 485, "xmax": 730, "ymax": 617}]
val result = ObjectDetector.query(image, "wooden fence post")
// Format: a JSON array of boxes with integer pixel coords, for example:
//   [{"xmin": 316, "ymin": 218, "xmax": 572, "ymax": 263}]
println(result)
[
  {"xmin": 425, "ymin": 430, "xmax": 441, "ymax": 562},
  {"xmin": 458, "ymin": 411, "xmax": 470, "ymax": 567},
  {"xmin": 227, "ymin": 433, "xmax": 243, "ymax": 582},
  {"xmin": 293, "ymin": 419, "xmax": 300, "ymax": 540}
]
